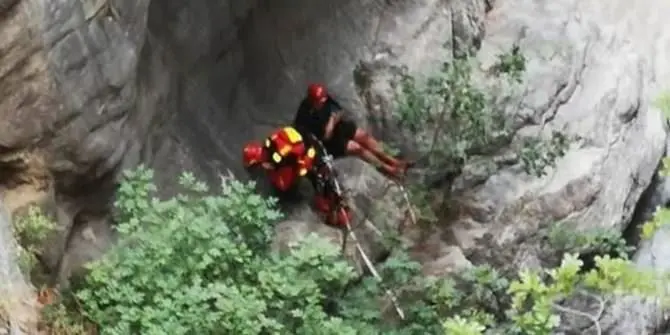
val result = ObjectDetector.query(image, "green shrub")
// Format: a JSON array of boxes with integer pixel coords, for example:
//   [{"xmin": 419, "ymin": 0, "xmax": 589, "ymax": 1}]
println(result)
[
  {"xmin": 11, "ymin": 206, "xmax": 56, "ymax": 276},
  {"xmin": 61, "ymin": 165, "xmax": 670, "ymax": 335},
  {"xmin": 547, "ymin": 224, "xmax": 633, "ymax": 260},
  {"xmin": 76, "ymin": 167, "xmax": 366, "ymax": 334},
  {"xmin": 393, "ymin": 46, "xmax": 569, "ymax": 179}
]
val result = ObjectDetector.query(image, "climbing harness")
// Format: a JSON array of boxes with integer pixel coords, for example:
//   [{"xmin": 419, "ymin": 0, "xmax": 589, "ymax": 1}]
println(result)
[{"xmin": 310, "ymin": 135, "xmax": 415, "ymax": 320}]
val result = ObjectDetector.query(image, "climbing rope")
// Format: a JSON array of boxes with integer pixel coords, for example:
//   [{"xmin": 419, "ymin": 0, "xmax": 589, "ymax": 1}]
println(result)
[{"xmin": 311, "ymin": 136, "xmax": 416, "ymax": 320}]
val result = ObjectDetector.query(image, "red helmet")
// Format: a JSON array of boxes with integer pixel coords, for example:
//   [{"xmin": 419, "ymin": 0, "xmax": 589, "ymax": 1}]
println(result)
[
  {"xmin": 307, "ymin": 83, "xmax": 328, "ymax": 106},
  {"xmin": 242, "ymin": 141, "xmax": 264, "ymax": 167}
]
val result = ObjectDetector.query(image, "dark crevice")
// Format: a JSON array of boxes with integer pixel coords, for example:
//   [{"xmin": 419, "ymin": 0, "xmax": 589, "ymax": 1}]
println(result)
[{"xmin": 625, "ymin": 158, "xmax": 667, "ymax": 250}]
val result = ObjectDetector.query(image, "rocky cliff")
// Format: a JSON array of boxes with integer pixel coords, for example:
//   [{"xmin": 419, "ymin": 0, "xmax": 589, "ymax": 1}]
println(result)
[{"xmin": 1, "ymin": 0, "xmax": 670, "ymax": 333}]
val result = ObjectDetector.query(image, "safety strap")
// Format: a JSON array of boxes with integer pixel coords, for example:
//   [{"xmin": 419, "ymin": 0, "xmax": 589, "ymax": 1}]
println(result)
[{"xmin": 308, "ymin": 134, "xmax": 406, "ymax": 320}]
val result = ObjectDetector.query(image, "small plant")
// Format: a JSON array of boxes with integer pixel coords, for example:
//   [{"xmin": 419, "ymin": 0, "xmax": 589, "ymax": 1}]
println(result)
[
  {"xmin": 442, "ymin": 252, "xmax": 669, "ymax": 335},
  {"xmin": 489, "ymin": 44, "xmax": 527, "ymax": 83},
  {"xmin": 640, "ymin": 91, "xmax": 670, "ymax": 239},
  {"xmin": 40, "ymin": 301, "xmax": 91, "ymax": 335},
  {"xmin": 547, "ymin": 224, "xmax": 634, "ymax": 260},
  {"xmin": 405, "ymin": 184, "xmax": 439, "ymax": 224},
  {"xmin": 11, "ymin": 206, "xmax": 57, "ymax": 275},
  {"xmin": 519, "ymin": 131, "xmax": 571, "ymax": 178}
]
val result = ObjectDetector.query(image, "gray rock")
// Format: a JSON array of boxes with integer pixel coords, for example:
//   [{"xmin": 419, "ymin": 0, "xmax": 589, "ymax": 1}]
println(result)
[
  {"xmin": 359, "ymin": 0, "xmax": 667, "ymax": 260},
  {"xmin": 358, "ymin": 0, "xmax": 670, "ymax": 332},
  {"xmin": 1, "ymin": 0, "xmax": 470, "ymax": 284}
]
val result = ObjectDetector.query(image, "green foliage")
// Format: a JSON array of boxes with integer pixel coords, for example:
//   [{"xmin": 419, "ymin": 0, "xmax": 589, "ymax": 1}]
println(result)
[
  {"xmin": 547, "ymin": 224, "xmax": 633, "ymax": 260},
  {"xmin": 641, "ymin": 206, "xmax": 670, "ymax": 240},
  {"xmin": 78, "ymin": 167, "xmax": 367, "ymax": 334},
  {"xmin": 393, "ymin": 46, "xmax": 568, "ymax": 180},
  {"xmin": 488, "ymin": 45, "xmax": 527, "ymax": 83},
  {"xmin": 395, "ymin": 56, "xmax": 509, "ymax": 168},
  {"xmin": 40, "ymin": 299, "xmax": 91, "ymax": 335},
  {"xmin": 72, "ymin": 168, "xmax": 449, "ymax": 334},
  {"xmin": 11, "ymin": 206, "xmax": 57, "ymax": 275},
  {"xmin": 52, "ymin": 164, "xmax": 670, "ymax": 335},
  {"xmin": 519, "ymin": 131, "xmax": 571, "ymax": 178},
  {"xmin": 71, "ymin": 167, "xmax": 463, "ymax": 334},
  {"xmin": 442, "ymin": 253, "xmax": 669, "ymax": 335},
  {"xmin": 654, "ymin": 91, "xmax": 670, "ymax": 120},
  {"xmin": 640, "ymin": 92, "xmax": 670, "ymax": 239},
  {"xmin": 405, "ymin": 185, "xmax": 439, "ymax": 224}
]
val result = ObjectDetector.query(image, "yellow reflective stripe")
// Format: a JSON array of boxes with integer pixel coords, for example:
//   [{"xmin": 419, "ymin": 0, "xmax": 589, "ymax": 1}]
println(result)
[
  {"xmin": 299, "ymin": 168, "xmax": 307, "ymax": 176},
  {"xmin": 272, "ymin": 152, "xmax": 282, "ymax": 163},
  {"xmin": 307, "ymin": 147, "xmax": 315, "ymax": 158},
  {"xmin": 283, "ymin": 127, "xmax": 302, "ymax": 143}
]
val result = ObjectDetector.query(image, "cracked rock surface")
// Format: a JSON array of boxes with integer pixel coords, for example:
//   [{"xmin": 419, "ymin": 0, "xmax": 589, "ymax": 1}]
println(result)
[{"xmin": 359, "ymin": 0, "xmax": 670, "ymax": 332}]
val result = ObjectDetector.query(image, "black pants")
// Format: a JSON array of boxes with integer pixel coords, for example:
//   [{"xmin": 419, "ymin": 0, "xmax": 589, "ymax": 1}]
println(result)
[{"xmin": 323, "ymin": 118, "xmax": 357, "ymax": 159}]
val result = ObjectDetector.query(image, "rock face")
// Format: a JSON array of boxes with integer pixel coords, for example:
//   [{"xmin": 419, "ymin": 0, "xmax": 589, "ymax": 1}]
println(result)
[
  {"xmin": 362, "ymin": 0, "xmax": 667, "ymax": 259},
  {"xmin": 358, "ymin": 0, "xmax": 670, "ymax": 332},
  {"xmin": 475, "ymin": 0, "xmax": 668, "ymax": 262},
  {"xmin": 0, "ymin": 0, "xmax": 152, "ymax": 285},
  {"xmin": 2, "ymin": 0, "xmax": 670, "ymax": 332},
  {"xmin": 0, "ymin": 0, "xmax": 467, "ymax": 285}
]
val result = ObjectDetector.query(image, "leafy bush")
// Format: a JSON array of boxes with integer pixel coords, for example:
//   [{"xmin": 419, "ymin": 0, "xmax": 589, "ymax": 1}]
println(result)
[
  {"xmin": 72, "ymin": 167, "xmax": 457, "ymax": 334},
  {"xmin": 76, "ymin": 167, "xmax": 364, "ymax": 334},
  {"xmin": 393, "ymin": 46, "xmax": 569, "ymax": 179},
  {"xmin": 640, "ymin": 92, "xmax": 670, "ymax": 238},
  {"xmin": 11, "ymin": 206, "xmax": 56, "ymax": 275},
  {"xmin": 53, "ymin": 164, "xmax": 670, "ymax": 335},
  {"xmin": 547, "ymin": 224, "xmax": 634, "ymax": 261},
  {"xmin": 39, "ymin": 299, "xmax": 92, "ymax": 335},
  {"xmin": 441, "ymin": 253, "xmax": 668, "ymax": 334}
]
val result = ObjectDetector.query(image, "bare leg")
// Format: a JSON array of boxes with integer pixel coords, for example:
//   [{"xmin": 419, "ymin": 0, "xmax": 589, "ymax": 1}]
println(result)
[
  {"xmin": 346, "ymin": 141, "xmax": 394, "ymax": 171},
  {"xmin": 346, "ymin": 141, "xmax": 401, "ymax": 179},
  {"xmin": 352, "ymin": 128, "xmax": 404, "ymax": 167}
]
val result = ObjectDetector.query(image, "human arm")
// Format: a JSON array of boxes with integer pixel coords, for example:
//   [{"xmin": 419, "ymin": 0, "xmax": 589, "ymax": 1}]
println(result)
[
  {"xmin": 324, "ymin": 114, "xmax": 340, "ymax": 140},
  {"xmin": 323, "ymin": 96, "xmax": 344, "ymax": 140}
]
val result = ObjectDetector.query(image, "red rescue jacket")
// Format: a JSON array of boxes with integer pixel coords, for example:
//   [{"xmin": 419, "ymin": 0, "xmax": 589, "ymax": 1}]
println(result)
[{"xmin": 265, "ymin": 127, "xmax": 316, "ymax": 192}]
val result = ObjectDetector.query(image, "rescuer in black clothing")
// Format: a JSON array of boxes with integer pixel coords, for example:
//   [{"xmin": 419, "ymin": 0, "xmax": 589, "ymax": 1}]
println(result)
[{"xmin": 292, "ymin": 83, "xmax": 411, "ymax": 181}]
